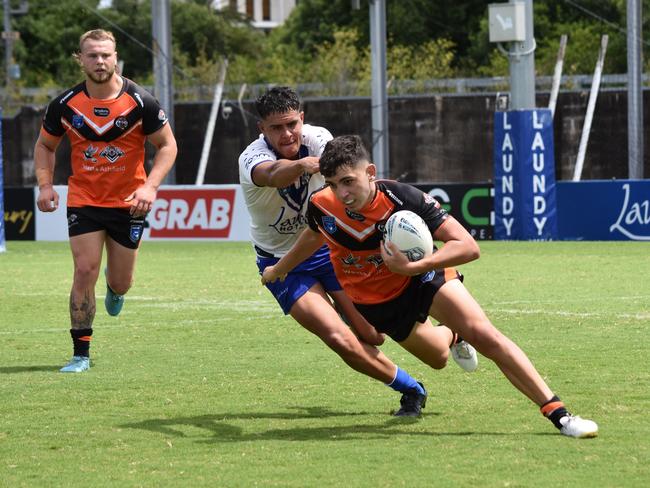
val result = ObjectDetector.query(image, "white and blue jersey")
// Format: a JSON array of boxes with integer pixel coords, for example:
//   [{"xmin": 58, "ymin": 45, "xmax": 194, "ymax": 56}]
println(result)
[
  {"xmin": 238, "ymin": 124, "xmax": 332, "ymax": 264},
  {"xmin": 239, "ymin": 124, "xmax": 340, "ymax": 313}
]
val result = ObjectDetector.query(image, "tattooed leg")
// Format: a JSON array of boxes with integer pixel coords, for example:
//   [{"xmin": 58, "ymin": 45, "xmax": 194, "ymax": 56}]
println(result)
[{"xmin": 70, "ymin": 288, "xmax": 96, "ymax": 329}]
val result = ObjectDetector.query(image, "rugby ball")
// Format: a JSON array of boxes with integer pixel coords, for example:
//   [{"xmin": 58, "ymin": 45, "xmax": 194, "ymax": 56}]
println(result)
[{"xmin": 384, "ymin": 210, "xmax": 433, "ymax": 262}]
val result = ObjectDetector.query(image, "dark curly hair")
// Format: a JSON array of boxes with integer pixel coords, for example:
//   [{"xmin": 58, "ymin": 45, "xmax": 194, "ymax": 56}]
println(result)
[
  {"xmin": 255, "ymin": 86, "xmax": 302, "ymax": 119},
  {"xmin": 319, "ymin": 135, "xmax": 371, "ymax": 178}
]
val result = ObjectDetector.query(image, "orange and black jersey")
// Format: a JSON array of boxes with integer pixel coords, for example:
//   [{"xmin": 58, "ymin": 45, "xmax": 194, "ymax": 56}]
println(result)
[
  {"xmin": 40, "ymin": 77, "xmax": 168, "ymax": 208},
  {"xmin": 307, "ymin": 180, "xmax": 449, "ymax": 305}
]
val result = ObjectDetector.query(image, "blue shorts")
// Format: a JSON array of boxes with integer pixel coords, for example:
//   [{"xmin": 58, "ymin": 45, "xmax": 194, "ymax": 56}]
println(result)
[{"xmin": 256, "ymin": 245, "xmax": 342, "ymax": 315}]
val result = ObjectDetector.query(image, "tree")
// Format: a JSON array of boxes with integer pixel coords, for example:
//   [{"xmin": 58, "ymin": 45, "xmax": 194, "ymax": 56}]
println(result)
[{"xmin": 11, "ymin": 0, "xmax": 262, "ymax": 88}]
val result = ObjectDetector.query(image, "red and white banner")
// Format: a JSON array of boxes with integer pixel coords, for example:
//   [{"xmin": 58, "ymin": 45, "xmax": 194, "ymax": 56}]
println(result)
[
  {"xmin": 34, "ymin": 185, "xmax": 251, "ymax": 242},
  {"xmin": 144, "ymin": 185, "xmax": 250, "ymax": 241}
]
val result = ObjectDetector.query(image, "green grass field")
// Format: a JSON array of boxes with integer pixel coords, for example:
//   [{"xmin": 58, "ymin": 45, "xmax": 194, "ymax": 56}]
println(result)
[{"xmin": 0, "ymin": 241, "xmax": 648, "ymax": 487}]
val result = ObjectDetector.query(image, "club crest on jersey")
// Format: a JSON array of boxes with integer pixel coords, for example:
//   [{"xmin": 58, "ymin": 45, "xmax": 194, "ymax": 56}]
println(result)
[
  {"xmin": 129, "ymin": 224, "xmax": 143, "ymax": 243},
  {"xmin": 366, "ymin": 254, "xmax": 383, "ymax": 268},
  {"xmin": 94, "ymin": 107, "xmax": 110, "ymax": 117},
  {"xmin": 322, "ymin": 216, "xmax": 337, "ymax": 234},
  {"xmin": 100, "ymin": 145, "xmax": 125, "ymax": 163},
  {"xmin": 72, "ymin": 115, "xmax": 84, "ymax": 128},
  {"xmin": 83, "ymin": 144, "xmax": 98, "ymax": 162},
  {"xmin": 115, "ymin": 116, "xmax": 128, "ymax": 130},
  {"xmin": 345, "ymin": 208, "xmax": 365, "ymax": 221},
  {"xmin": 277, "ymin": 173, "xmax": 309, "ymax": 212}
]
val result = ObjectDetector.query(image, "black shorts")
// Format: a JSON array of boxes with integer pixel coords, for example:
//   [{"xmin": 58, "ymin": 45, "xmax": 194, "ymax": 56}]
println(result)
[
  {"xmin": 354, "ymin": 269, "xmax": 463, "ymax": 342},
  {"xmin": 67, "ymin": 206, "xmax": 145, "ymax": 250}
]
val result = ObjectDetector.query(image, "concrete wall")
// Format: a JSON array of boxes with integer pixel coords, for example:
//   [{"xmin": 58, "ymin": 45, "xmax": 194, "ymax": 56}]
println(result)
[{"xmin": 3, "ymin": 89, "xmax": 648, "ymax": 187}]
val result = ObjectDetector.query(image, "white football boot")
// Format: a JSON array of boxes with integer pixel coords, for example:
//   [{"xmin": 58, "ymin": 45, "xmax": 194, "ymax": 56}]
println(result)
[
  {"xmin": 559, "ymin": 415, "xmax": 599, "ymax": 438},
  {"xmin": 451, "ymin": 340, "xmax": 479, "ymax": 372}
]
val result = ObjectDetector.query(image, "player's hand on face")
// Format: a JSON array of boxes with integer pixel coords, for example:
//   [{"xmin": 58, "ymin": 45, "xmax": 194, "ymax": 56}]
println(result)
[
  {"xmin": 261, "ymin": 266, "xmax": 287, "ymax": 285},
  {"xmin": 300, "ymin": 156, "xmax": 321, "ymax": 175},
  {"xmin": 125, "ymin": 185, "xmax": 157, "ymax": 217},
  {"xmin": 36, "ymin": 186, "xmax": 59, "ymax": 212}
]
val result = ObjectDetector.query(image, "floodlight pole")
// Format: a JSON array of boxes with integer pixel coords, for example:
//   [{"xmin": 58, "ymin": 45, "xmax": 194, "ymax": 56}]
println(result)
[
  {"xmin": 152, "ymin": 0, "xmax": 176, "ymax": 183},
  {"xmin": 627, "ymin": 0, "xmax": 644, "ymax": 179},
  {"xmin": 509, "ymin": 0, "xmax": 536, "ymax": 109},
  {"xmin": 369, "ymin": 0, "xmax": 389, "ymax": 178}
]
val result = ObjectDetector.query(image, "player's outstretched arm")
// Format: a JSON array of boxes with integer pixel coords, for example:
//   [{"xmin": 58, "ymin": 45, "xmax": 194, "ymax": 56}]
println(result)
[
  {"xmin": 261, "ymin": 227, "xmax": 325, "ymax": 284},
  {"xmin": 252, "ymin": 156, "xmax": 320, "ymax": 189}
]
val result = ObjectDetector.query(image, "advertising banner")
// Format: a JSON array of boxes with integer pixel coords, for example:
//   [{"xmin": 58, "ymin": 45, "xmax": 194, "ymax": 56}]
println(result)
[
  {"xmin": 414, "ymin": 183, "xmax": 493, "ymax": 240},
  {"xmin": 144, "ymin": 185, "xmax": 250, "ymax": 241},
  {"xmin": 0, "ymin": 109, "xmax": 4, "ymax": 252},
  {"xmin": 557, "ymin": 180, "xmax": 650, "ymax": 240},
  {"xmin": 493, "ymin": 109, "xmax": 558, "ymax": 240},
  {"xmin": 34, "ymin": 185, "xmax": 251, "ymax": 242},
  {"xmin": 3, "ymin": 187, "xmax": 36, "ymax": 240}
]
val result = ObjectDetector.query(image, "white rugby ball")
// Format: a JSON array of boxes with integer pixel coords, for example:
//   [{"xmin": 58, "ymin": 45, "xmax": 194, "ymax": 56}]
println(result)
[{"xmin": 384, "ymin": 210, "xmax": 433, "ymax": 262}]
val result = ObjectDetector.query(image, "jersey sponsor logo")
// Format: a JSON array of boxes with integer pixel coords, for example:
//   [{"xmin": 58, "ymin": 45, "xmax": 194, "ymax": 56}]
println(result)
[
  {"xmin": 269, "ymin": 206, "xmax": 307, "ymax": 235},
  {"xmin": 115, "ymin": 116, "xmax": 128, "ymax": 130},
  {"xmin": 423, "ymin": 193, "xmax": 436, "ymax": 205},
  {"xmin": 345, "ymin": 208, "xmax": 365, "ymax": 221},
  {"xmin": 322, "ymin": 216, "xmax": 337, "ymax": 234},
  {"xmin": 60, "ymin": 90, "xmax": 74, "ymax": 104},
  {"xmin": 341, "ymin": 253, "xmax": 363, "ymax": 269},
  {"xmin": 72, "ymin": 115, "xmax": 84, "ymax": 128},
  {"xmin": 148, "ymin": 188, "xmax": 236, "ymax": 238},
  {"xmin": 386, "ymin": 189, "xmax": 404, "ymax": 206},
  {"xmin": 100, "ymin": 145, "xmax": 125, "ymax": 163},
  {"xmin": 243, "ymin": 151, "xmax": 272, "ymax": 171},
  {"xmin": 83, "ymin": 145, "xmax": 99, "ymax": 162},
  {"xmin": 94, "ymin": 107, "xmax": 110, "ymax": 117}
]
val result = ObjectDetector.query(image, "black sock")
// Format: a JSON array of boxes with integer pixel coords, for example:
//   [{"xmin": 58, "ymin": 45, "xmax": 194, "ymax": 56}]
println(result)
[
  {"xmin": 541, "ymin": 395, "xmax": 570, "ymax": 430},
  {"xmin": 70, "ymin": 328, "xmax": 93, "ymax": 358},
  {"xmin": 449, "ymin": 332, "xmax": 465, "ymax": 347}
]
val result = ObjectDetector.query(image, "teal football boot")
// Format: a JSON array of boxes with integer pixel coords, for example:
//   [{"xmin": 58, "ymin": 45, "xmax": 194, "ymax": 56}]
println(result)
[{"xmin": 60, "ymin": 355, "xmax": 90, "ymax": 373}]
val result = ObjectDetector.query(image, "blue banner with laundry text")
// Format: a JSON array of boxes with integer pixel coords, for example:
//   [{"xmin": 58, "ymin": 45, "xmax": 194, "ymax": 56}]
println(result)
[{"xmin": 493, "ymin": 109, "xmax": 558, "ymax": 240}]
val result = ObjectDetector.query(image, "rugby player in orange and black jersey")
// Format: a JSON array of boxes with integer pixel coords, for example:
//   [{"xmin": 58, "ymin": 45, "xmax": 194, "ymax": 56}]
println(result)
[
  {"xmin": 40, "ymin": 76, "xmax": 168, "ymax": 212},
  {"xmin": 306, "ymin": 179, "xmax": 457, "ymax": 306}
]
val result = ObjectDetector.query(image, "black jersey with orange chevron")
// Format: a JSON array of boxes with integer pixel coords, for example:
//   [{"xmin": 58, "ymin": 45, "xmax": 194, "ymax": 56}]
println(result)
[
  {"xmin": 40, "ymin": 77, "xmax": 167, "ymax": 208},
  {"xmin": 307, "ymin": 180, "xmax": 450, "ymax": 304}
]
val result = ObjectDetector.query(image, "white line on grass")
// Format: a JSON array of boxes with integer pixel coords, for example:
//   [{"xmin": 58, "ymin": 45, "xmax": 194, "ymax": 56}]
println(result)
[
  {"xmin": 0, "ymin": 314, "xmax": 283, "ymax": 335},
  {"xmin": 487, "ymin": 307, "xmax": 650, "ymax": 320}
]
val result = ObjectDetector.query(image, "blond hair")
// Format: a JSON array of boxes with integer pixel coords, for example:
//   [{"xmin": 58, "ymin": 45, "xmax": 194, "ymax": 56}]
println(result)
[{"xmin": 74, "ymin": 29, "xmax": 116, "ymax": 59}]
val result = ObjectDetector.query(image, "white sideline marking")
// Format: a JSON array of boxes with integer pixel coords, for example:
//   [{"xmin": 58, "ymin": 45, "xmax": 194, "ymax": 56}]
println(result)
[
  {"xmin": 487, "ymin": 308, "xmax": 650, "ymax": 320},
  {"xmin": 0, "ymin": 314, "xmax": 284, "ymax": 335},
  {"xmin": 487, "ymin": 295, "xmax": 650, "ymax": 305}
]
